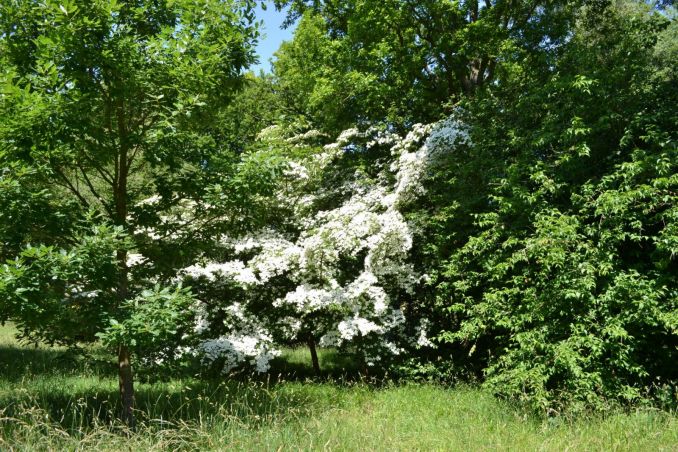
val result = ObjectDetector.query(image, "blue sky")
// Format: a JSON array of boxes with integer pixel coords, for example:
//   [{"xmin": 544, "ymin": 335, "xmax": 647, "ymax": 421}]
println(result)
[{"xmin": 251, "ymin": 4, "xmax": 296, "ymax": 73}]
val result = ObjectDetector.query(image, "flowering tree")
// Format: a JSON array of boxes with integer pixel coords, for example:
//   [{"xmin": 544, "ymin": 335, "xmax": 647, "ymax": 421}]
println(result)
[{"xmin": 182, "ymin": 117, "xmax": 468, "ymax": 374}]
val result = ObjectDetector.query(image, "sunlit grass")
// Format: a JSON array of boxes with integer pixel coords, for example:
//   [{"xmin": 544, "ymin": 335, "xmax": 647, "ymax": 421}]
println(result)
[{"xmin": 1, "ymin": 323, "xmax": 677, "ymax": 451}]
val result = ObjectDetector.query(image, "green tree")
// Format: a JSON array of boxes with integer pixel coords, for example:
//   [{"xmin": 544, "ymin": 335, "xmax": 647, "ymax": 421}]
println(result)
[
  {"xmin": 0, "ymin": 0, "xmax": 258, "ymax": 427},
  {"xmin": 219, "ymin": 72, "xmax": 286, "ymax": 152},
  {"xmin": 272, "ymin": 0, "xmax": 575, "ymax": 133},
  {"xmin": 433, "ymin": 1, "xmax": 678, "ymax": 410}
]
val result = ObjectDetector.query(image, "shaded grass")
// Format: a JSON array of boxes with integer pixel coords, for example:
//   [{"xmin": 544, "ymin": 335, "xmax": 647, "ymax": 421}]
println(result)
[
  {"xmin": 271, "ymin": 346, "xmax": 363, "ymax": 380},
  {"xmin": 1, "ymin": 323, "xmax": 677, "ymax": 451}
]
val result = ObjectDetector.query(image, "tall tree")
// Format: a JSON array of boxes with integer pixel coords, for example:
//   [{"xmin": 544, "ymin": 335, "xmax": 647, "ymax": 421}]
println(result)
[
  {"xmin": 272, "ymin": 0, "xmax": 575, "ymax": 133},
  {"xmin": 0, "ymin": 0, "xmax": 258, "ymax": 427},
  {"xmin": 432, "ymin": 0, "xmax": 678, "ymax": 410}
]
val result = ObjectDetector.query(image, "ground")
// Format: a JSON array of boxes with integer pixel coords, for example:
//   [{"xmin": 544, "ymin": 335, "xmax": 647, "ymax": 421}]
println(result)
[{"xmin": 1, "ymin": 323, "xmax": 676, "ymax": 451}]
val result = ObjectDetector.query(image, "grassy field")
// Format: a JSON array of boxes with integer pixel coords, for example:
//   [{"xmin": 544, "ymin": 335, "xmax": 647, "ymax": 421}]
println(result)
[{"xmin": 1, "ymin": 324, "xmax": 677, "ymax": 451}]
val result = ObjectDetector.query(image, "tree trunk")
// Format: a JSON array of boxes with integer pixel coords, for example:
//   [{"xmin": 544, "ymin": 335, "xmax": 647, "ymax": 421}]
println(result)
[
  {"xmin": 113, "ymin": 99, "xmax": 134, "ymax": 429},
  {"xmin": 115, "ymin": 250, "xmax": 135, "ymax": 430},
  {"xmin": 118, "ymin": 344, "xmax": 135, "ymax": 430},
  {"xmin": 115, "ymin": 246, "xmax": 135, "ymax": 429},
  {"xmin": 307, "ymin": 335, "xmax": 321, "ymax": 376}
]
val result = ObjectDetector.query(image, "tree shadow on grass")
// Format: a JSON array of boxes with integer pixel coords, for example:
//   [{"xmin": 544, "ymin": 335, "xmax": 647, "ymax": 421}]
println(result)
[
  {"xmin": 0, "ymin": 342, "xmax": 386, "ymax": 436},
  {"xmin": 0, "ymin": 346, "xmax": 350, "ymax": 433},
  {"xmin": 265, "ymin": 347, "xmax": 389, "ymax": 386},
  {"xmin": 0, "ymin": 376, "xmax": 352, "ymax": 437},
  {"xmin": 137, "ymin": 346, "xmax": 384, "ymax": 387},
  {"xmin": 0, "ymin": 345, "xmax": 113, "ymax": 383}
]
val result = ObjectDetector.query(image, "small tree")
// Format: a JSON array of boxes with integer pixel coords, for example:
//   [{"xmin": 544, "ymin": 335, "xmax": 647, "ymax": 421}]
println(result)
[{"xmin": 0, "ymin": 0, "xmax": 258, "ymax": 427}]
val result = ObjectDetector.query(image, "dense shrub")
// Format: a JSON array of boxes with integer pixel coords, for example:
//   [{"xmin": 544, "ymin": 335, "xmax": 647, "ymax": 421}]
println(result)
[{"xmin": 432, "ymin": 2, "xmax": 677, "ymax": 411}]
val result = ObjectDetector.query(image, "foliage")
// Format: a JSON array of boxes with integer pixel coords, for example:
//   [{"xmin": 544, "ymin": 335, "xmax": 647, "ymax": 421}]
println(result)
[
  {"xmin": 180, "ymin": 122, "xmax": 455, "ymax": 373},
  {"xmin": 218, "ymin": 73, "xmax": 286, "ymax": 153},
  {"xmin": 272, "ymin": 0, "xmax": 576, "ymax": 133},
  {"xmin": 0, "ymin": 0, "xmax": 261, "ymax": 424},
  {"xmin": 97, "ymin": 285, "xmax": 194, "ymax": 354},
  {"xmin": 433, "ymin": 1, "xmax": 678, "ymax": 411},
  {"xmin": 0, "ymin": 163, "xmax": 81, "ymax": 262},
  {"xmin": 0, "ymin": 225, "xmax": 124, "ymax": 345},
  {"xmin": 1, "ymin": 0, "xmax": 677, "ymax": 422},
  {"xmin": 0, "ymin": 0, "xmax": 260, "ymax": 335}
]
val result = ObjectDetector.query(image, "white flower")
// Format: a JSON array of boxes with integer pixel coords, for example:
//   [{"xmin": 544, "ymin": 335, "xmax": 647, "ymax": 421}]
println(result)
[
  {"xmin": 191, "ymin": 301, "xmax": 281, "ymax": 373},
  {"xmin": 135, "ymin": 195, "xmax": 162, "ymax": 206},
  {"xmin": 181, "ymin": 115, "xmax": 467, "ymax": 370},
  {"xmin": 275, "ymin": 285, "xmax": 343, "ymax": 312},
  {"xmin": 183, "ymin": 261, "xmax": 259, "ymax": 286},
  {"xmin": 283, "ymin": 161, "xmax": 310, "ymax": 180},
  {"xmin": 126, "ymin": 253, "xmax": 147, "ymax": 268},
  {"xmin": 338, "ymin": 315, "xmax": 383, "ymax": 340},
  {"xmin": 414, "ymin": 319, "xmax": 434, "ymax": 348},
  {"xmin": 198, "ymin": 335, "xmax": 280, "ymax": 373}
]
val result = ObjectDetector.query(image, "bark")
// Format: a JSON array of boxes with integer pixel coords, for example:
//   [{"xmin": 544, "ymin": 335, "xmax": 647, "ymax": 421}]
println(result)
[
  {"xmin": 114, "ymin": 96, "xmax": 135, "ymax": 429},
  {"xmin": 307, "ymin": 335, "xmax": 321, "ymax": 376},
  {"xmin": 118, "ymin": 344, "xmax": 135, "ymax": 430},
  {"xmin": 116, "ymin": 249, "xmax": 135, "ymax": 429}
]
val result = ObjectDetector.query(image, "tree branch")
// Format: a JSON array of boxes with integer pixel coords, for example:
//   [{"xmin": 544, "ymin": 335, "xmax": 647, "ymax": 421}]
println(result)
[
  {"xmin": 78, "ymin": 164, "xmax": 115, "ymax": 219},
  {"xmin": 54, "ymin": 168, "xmax": 91, "ymax": 210}
]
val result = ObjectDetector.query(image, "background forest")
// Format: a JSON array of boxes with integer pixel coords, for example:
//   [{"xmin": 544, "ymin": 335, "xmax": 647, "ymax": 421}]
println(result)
[{"xmin": 0, "ymin": 0, "xmax": 676, "ymax": 448}]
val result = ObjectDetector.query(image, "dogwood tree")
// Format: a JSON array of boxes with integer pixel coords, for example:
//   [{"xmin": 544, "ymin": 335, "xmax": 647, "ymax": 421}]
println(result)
[{"xmin": 182, "ymin": 117, "xmax": 468, "ymax": 374}]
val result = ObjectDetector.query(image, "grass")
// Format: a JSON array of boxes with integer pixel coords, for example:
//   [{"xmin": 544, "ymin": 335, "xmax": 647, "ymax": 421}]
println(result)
[{"xmin": 1, "ymin": 323, "xmax": 677, "ymax": 451}]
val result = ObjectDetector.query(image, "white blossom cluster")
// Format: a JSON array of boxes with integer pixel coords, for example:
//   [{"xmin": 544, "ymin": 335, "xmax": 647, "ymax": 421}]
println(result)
[
  {"xmin": 391, "ymin": 117, "xmax": 469, "ymax": 206},
  {"xmin": 133, "ymin": 197, "xmax": 217, "ymax": 243},
  {"xmin": 192, "ymin": 302, "xmax": 280, "ymax": 373},
  {"xmin": 285, "ymin": 129, "xmax": 329, "ymax": 146},
  {"xmin": 126, "ymin": 253, "xmax": 148, "ymax": 268},
  {"xmin": 283, "ymin": 161, "xmax": 310, "ymax": 180},
  {"xmin": 183, "ymin": 261, "xmax": 259, "ymax": 286},
  {"xmin": 181, "ymin": 116, "xmax": 467, "ymax": 371},
  {"xmin": 198, "ymin": 334, "xmax": 279, "ymax": 373},
  {"xmin": 65, "ymin": 285, "xmax": 100, "ymax": 300}
]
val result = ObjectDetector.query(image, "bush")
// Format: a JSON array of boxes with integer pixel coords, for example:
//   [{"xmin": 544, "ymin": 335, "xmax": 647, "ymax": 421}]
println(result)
[{"xmin": 433, "ymin": 1, "xmax": 678, "ymax": 411}]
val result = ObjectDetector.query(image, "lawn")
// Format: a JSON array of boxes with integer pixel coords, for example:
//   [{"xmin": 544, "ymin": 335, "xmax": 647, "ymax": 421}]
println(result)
[{"xmin": 1, "ymin": 323, "xmax": 676, "ymax": 451}]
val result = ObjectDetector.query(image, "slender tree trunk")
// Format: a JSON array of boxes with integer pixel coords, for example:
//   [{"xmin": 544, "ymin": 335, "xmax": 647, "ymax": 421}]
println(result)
[
  {"xmin": 118, "ymin": 344, "xmax": 135, "ymax": 430},
  {"xmin": 116, "ymin": 250, "xmax": 135, "ymax": 429},
  {"xmin": 116, "ymin": 260, "xmax": 135, "ymax": 430},
  {"xmin": 307, "ymin": 335, "xmax": 321, "ymax": 376},
  {"xmin": 114, "ymin": 98, "xmax": 135, "ymax": 429}
]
